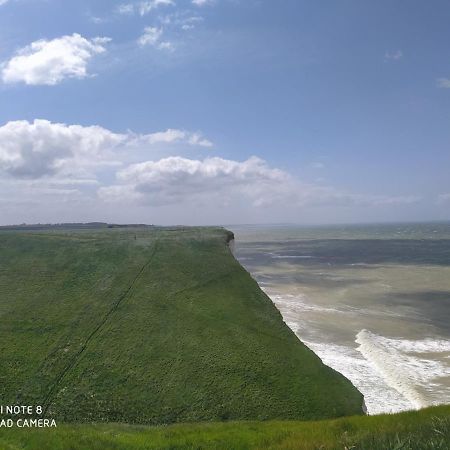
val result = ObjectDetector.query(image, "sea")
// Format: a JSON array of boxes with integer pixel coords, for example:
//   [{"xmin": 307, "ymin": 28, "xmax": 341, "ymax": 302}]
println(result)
[{"xmin": 229, "ymin": 222, "xmax": 450, "ymax": 415}]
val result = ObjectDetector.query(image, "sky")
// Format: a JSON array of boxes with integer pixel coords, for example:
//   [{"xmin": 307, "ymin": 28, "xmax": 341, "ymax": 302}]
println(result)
[{"xmin": 0, "ymin": 0, "xmax": 449, "ymax": 225}]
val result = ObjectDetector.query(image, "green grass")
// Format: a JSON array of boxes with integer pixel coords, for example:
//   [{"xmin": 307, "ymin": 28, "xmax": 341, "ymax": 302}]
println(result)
[
  {"xmin": 0, "ymin": 406, "xmax": 448, "ymax": 449},
  {"xmin": 0, "ymin": 226, "xmax": 362, "ymax": 425}
]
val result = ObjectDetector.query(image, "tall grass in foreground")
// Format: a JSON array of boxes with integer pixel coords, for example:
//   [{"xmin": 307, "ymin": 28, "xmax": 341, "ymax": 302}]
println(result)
[{"xmin": 0, "ymin": 406, "xmax": 448, "ymax": 449}]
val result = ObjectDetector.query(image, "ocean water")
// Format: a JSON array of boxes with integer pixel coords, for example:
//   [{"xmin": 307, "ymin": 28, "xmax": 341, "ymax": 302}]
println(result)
[{"xmin": 230, "ymin": 223, "xmax": 450, "ymax": 415}]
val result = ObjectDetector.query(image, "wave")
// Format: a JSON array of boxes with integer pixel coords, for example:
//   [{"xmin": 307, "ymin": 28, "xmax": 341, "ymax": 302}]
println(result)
[
  {"xmin": 381, "ymin": 337, "xmax": 450, "ymax": 354},
  {"xmin": 262, "ymin": 289, "xmax": 450, "ymax": 414},
  {"xmin": 269, "ymin": 292, "xmax": 344, "ymax": 315},
  {"xmin": 355, "ymin": 330, "xmax": 449, "ymax": 410},
  {"xmin": 302, "ymin": 339, "xmax": 413, "ymax": 414},
  {"xmin": 265, "ymin": 289, "xmax": 406, "ymax": 319}
]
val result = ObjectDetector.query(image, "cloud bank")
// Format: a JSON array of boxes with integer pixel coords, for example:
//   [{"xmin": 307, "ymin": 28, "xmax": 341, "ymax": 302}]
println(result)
[
  {"xmin": 0, "ymin": 118, "xmax": 426, "ymax": 224},
  {"xmin": 0, "ymin": 120, "xmax": 213, "ymax": 179},
  {"xmin": 99, "ymin": 156, "xmax": 287, "ymax": 205},
  {"xmin": 98, "ymin": 155, "xmax": 422, "ymax": 210}
]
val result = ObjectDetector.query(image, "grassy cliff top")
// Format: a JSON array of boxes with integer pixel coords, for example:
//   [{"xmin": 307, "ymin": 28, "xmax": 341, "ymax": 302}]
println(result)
[
  {"xmin": 0, "ymin": 406, "xmax": 449, "ymax": 450},
  {"xmin": 0, "ymin": 226, "xmax": 362, "ymax": 424}
]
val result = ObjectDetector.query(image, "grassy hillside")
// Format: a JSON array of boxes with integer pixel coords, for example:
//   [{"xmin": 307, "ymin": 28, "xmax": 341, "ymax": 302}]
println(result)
[
  {"xmin": 0, "ymin": 406, "xmax": 448, "ymax": 450},
  {"xmin": 0, "ymin": 226, "xmax": 362, "ymax": 424}
]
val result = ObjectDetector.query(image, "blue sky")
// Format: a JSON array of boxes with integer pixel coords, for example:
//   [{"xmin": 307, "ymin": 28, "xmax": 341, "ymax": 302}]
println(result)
[{"xmin": 0, "ymin": 0, "xmax": 449, "ymax": 225}]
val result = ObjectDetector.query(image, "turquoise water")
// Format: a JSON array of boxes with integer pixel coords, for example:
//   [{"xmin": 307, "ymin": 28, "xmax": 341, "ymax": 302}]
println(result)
[{"xmin": 230, "ymin": 223, "xmax": 450, "ymax": 414}]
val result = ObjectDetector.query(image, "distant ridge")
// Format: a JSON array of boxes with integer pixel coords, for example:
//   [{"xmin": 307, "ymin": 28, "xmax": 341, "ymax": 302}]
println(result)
[{"xmin": 0, "ymin": 222, "xmax": 150, "ymax": 231}]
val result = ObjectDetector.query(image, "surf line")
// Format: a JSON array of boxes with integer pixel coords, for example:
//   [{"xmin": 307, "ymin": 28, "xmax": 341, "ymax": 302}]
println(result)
[{"xmin": 355, "ymin": 329, "xmax": 428, "ymax": 410}]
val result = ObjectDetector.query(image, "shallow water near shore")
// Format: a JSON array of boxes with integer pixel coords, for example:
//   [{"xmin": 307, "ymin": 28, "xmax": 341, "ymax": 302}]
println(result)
[{"xmin": 229, "ymin": 223, "xmax": 450, "ymax": 415}]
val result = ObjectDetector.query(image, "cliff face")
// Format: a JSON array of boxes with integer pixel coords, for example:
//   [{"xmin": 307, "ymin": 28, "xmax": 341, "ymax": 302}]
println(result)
[{"xmin": 0, "ymin": 226, "xmax": 363, "ymax": 424}]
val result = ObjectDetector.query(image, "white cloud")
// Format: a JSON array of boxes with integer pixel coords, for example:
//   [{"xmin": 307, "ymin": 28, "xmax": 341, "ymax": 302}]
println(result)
[
  {"xmin": 436, "ymin": 78, "xmax": 450, "ymax": 88},
  {"xmin": 138, "ymin": 27, "xmax": 174, "ymax": 50},
  {"xmin": 0, "ymin": 0, "xmax": 10, "ymax": 6},
  {"xmin": 192, "ymin": 0, "xmax": 214, "ymax": 6},
  {"xmin": 158, "ymin": 41, "xmax": 175, "ymax": 51},
  {"xmin": 384, "ymin": 50, "xmax": 403, "ymax": 61},
  {"xmin": 159, "ymin": 12, "xmax": 204, "ymax": 32},
  {"xmin": 130, "ymin": 128, "xmax": 213, "ymax": 147},
  {"xmin": 98, "ymin": 156, "xmax": 422, "ymax": 209},
  {"xmin": 1, "ymin": 34, "xmax": 110, "ymax": 86},
  {"xmin": 0, "ymin": 120, "xmax": 214, "ymax": 179},
  {"xmin": 181, "ymin": 15, "xmax": 204, "ymax": 30},
  {"xmin": 139, "ymin": 0, "xmax": 174, "ymax": 15},
  {"xmin": 138, "ymin": 27, "xmax": 162, "ymax": 46},
  {"xmin": 117, "ymin": 0, "xmax": 174, "ymax": 16},
  {"xmin": 0, "ymin": 121, "xmax": 422, "ymax": 222},
  {"xmin": 116, "ymin": 3, "xmax": 134, "ymax": 14},
  {"xmin": 188, "ymin": 133, "xmax": 213, "ymax": 147},
  {"xmin": 99, "ymin": 156, "xmax": 287, "ymax": 205},
  {"xmin": 0, "ymin": 120, "xmax": 124, "ymax": 178}
]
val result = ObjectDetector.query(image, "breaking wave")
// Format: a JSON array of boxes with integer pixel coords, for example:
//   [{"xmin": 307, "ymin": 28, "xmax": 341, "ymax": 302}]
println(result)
[
  {"xmin": 263, "ymin": 289, "xmax": 450, "ymax": 414},
  {"xmin": 355, "ymin": 330, "xmax": 450, "ymax": 410},
  {"xmin": 301, "ymin": 339, "xmax": 413, "ymax": 414}
]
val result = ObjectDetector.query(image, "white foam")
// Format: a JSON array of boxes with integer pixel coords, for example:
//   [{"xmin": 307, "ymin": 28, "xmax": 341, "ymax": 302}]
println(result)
[
  {"xmin": 263, "ymin": 289, "xmax": 450, "ymax": 415},
  {"xmin": 356, "ymin": 331, "xmax": 450, "ymax": 380},
  {"xmin": 355, "ymin": 330, "xmax": 426, "ymax": 409},
  {"xmin": 265, "ymin": 289, "xmax": 405, "ymax": 320},
  {"xmin": 302, "ymin": 339, "xmax": 413, "ymax": 414},
  {"xmin": 269, "ymin": 292, "xmax": 344, "ymax": 315},
  {"xmin": 380, "ymin": 337, "xmax": 450, "ymax": 354},
  {"xmin": 355, "ymin": 330, "xmax": 450, "ymax": 409}
]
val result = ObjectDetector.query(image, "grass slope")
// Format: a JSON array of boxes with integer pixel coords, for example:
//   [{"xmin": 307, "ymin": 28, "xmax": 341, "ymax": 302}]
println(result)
[
  {"xmin": 0, "ymin": 406, "xmax": 448, "ymax": 450},
  {"xmin": 0, "ymin": 226, "xmax": 362, "ymax": 424}
]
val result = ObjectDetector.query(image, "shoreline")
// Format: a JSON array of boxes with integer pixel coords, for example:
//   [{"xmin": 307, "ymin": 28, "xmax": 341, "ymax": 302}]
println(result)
[
  {"xmin": 228, "ymin": 225, "xmax": 450, "ymax": 416},
  {"xmin": 227, "ymin": 234, "xmax": 367, "ymax": 414},
  {"xmin": 254, "ymin": 283, "xmax": 450, "ymax": 415}
]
